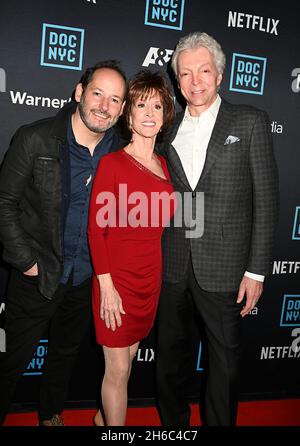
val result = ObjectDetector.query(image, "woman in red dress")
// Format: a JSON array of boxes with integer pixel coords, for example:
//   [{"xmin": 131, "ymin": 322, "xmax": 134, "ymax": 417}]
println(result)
[{"xmin": 88, "ymin": 70, "xmax": 176, "ymax": 426}]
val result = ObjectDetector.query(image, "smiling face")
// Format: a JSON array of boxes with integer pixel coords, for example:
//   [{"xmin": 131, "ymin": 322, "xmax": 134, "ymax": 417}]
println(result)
[
  {"xmin": 177, "ymin": 46, "xmax": 222, "ymax": 117},
  {"xmin": 130, "ymin": 91, "xmax": 164, "ymax": 140},
  {"xmin": 75, "ymin": 68, "xmax": 126, "ymax": 134}
]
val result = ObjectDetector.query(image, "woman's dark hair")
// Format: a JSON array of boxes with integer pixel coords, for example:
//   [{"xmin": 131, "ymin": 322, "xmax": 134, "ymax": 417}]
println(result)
[{"xmin": 123, "ymin": 70, "xmax": 175, "ymax": 135}]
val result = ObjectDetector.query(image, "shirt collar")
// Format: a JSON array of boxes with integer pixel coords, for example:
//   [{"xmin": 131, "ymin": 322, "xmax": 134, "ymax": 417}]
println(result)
[
  {"xmin": 183, "ymin": 94, "xmax": 221, "ymax": 122},
  {"xmin": 67, "ymin": 112, "xmax": 113, "ymax": 153}
]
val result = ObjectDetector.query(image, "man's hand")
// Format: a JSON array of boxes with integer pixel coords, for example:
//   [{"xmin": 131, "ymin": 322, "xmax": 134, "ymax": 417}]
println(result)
[
  {"xmin": 237, "ymin": 276, "xmax": 263, "ymax": 317},
  {"xmin": 23, "ymin": 263, "xmax": 38, "ymax": 276}
]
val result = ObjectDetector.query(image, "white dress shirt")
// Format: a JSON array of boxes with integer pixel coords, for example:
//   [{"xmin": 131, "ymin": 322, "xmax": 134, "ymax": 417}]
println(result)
[{"xmin": 172, "ymin": 95, "xmax": 264, "ymax": 283}]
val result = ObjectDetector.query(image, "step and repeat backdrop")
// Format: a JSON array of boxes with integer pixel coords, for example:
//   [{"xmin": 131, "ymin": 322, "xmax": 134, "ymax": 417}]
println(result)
[{"xmin": 0, "ymin": 0, "xmax": 299, "ymax": 407}]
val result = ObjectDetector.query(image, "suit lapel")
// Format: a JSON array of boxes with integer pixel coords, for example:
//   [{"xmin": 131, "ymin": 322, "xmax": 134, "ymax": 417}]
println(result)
[
  {"xmin": 165, "ymin": 112, "xmax": 192, "ymax": 190},
  {"xmin": 165, "ymin": 100, "xmax": 236, "ymax": 190},
  {"xmin": 196, "ymin": 100, "xmax": 235, "ymax": 186}
]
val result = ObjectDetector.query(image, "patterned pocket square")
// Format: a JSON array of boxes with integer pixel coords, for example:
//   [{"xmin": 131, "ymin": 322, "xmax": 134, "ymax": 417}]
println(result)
[{"xmin": 224, "ymin": 135, "xmax": 240, "ymax": 145}]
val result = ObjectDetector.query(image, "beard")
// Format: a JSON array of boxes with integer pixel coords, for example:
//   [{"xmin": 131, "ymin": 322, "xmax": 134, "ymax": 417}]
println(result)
[{"xmin": 78, "ymin": 96, "xmax": 119, "ymax": 133}]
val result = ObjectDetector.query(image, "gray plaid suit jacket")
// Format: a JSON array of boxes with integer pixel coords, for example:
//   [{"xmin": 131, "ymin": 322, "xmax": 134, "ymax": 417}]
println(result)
[{"xmin": 159, "ymin": 99, "xmax": 279, "ymax": 292}]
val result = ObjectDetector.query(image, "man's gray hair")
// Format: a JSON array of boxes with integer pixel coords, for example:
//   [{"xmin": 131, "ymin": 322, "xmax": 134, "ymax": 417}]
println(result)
[{"xmin": 171, "ymin": 32, "xmax": 226, "ymax": 77}]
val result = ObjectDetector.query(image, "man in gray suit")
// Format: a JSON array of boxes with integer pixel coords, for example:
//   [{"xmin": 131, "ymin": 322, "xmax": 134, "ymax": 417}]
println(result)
[{"xmin": 156, "ymin": 32, "xmax": 279, "ymax": 426}]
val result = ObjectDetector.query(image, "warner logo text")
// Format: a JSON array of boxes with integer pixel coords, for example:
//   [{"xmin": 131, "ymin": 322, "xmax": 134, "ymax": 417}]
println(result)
[
  {"xmin": 9, "ymin": 91, "xmax": 70, "ymax": 109},
  {"xmin": 144, "ymin": 0, "xmax": 185, "ymax": 31},
  {"xmin": 228, "ymin": 11, "xmax": 279, "ymax": 35}
]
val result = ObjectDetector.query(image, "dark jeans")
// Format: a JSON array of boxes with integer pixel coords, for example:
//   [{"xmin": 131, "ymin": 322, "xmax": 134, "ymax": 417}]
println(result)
[
  {"xmin": 0, "ymin": 269, "xmax": 92, "ymax": 424},
  {"xmin": 156, "ymin": 257, "xmax": 243, "ymax": 426}
]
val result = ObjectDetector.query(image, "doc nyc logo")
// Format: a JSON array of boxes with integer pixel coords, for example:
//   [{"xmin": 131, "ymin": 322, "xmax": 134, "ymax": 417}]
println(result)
[
  {"xmin": 229, "ymin": 53, "xmax": 267, "ymax": 95},
  {"xmin": 144, "ymin": 0, "xmax": 185, "ymax": 31},
  {"xmin": 142, "ymin": 47, "xmax": 174, "ymax": 67},
  {"xmin": 292, "ymin": 206, "xmax": 300, "ymax": 240},
  {"xmin": 280, "ymin": 295, "xmax": 300, "ymax": 327},
  {"xmin": 23, "ymin": 339, "xmax": 48, "ymax": 376},
  {"xmin": 40, "ymin": 23, "xmax": 85, "ymax": 71},
  {"xmin": 197, "ymin": 342, "xmax": 203, "ymax": 371}
]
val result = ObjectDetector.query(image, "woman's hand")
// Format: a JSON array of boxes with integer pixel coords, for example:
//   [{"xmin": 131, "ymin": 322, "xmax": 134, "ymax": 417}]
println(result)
[{"xmin": 97, "ymin": 273, "xmax": 126, "ymax": 331}]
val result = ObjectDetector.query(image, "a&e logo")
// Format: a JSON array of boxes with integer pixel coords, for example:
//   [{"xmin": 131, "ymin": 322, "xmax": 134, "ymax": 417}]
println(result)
[
  {"xmin": 40, "ymin": 23, "xmax": 85, "ymax": 71},
  {"xmin": 229, "ymin": 53, "xmax": 267, "ymax": 95},
  {"xmin": 142, "ymin": 47, "xmax": 174, "ymax": 67},
  {"xmin": 144, "ymin": 0, "xmax": 185, "ymax": 31}
]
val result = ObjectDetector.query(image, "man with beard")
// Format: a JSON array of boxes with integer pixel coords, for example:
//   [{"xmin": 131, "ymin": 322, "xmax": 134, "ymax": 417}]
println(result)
[{"xmin": 0, "ymin": 61, "xmax": 126, "ymax": 426}]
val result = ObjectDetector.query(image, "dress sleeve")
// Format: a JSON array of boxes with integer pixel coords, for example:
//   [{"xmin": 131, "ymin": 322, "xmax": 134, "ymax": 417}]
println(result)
[{"xmin": 88, "ymin": 155, "xmax": 116, "ymax": 275}]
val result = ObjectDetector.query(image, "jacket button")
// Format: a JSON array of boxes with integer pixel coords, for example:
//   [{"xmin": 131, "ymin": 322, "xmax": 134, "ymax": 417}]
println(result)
[{"xmin": 192, "ymin": 191, "xmax": 196, "ymax": 198}]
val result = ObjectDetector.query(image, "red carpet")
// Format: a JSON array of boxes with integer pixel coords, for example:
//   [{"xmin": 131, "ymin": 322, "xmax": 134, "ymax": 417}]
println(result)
[{"xmin": 3, "ymin": 400, "xmax": 300, "ymax": 426}]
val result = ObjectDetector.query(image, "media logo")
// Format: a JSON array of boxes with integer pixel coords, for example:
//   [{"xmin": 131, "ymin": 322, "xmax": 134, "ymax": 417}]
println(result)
[
  {"xmin": 273, "ymin": 261, "xmax": 300, "ymax": 275},
  {"xmin": 136, "ymin": 348, "xmax": 154, "ymax": 362},
  {"xmin": 9, "ymin": 90, "xmax": 70, "ymax": 109},
  {"xmin": 142, "ymin": 47, "xmax": 174, "ymax": 67},
  {"xmin": 292, "ymin": 207, "xmax": 300, "ymax": 240},
  {"xmin": 23, "ymin": 339, "xmax": 48, "ymax": 376},
  {"xmin": 280, "ymin": 295, "xmax": 300, "ymax": 327},
  {"xmin": 271, "ymin": 121, "xmax": 283, "ymax": 134},
  {"xmin": 0, "ymin": 328, "xmax": 5, "ymax": 353},
  {"xmin": 229, "ymin": 53, "xmax": 267, "ymax": 95},
  {"xmin": 40, "ymin": 23, "xmax": 85, "ymax": 71},
  {"xmin": 228, "ymin": 11, "xmax": 279, "ymax": 35},
  {"xmin": 144, "ymin": 0, "xmax": 185, "ymax": 31},
  {"xmin": 196, "ymin": 342, "xmax": 203, "ymax": 371},
  {"xmin": 260, "ymin": 344, "xmax": 300, "ymax": 359},
  {"xmin": 291, "ymin": 68, "xmax": 300, "ymax": 93},
  {"xmin": 0, "ymin": 68, "xmax": 6, "ymax": 92}
]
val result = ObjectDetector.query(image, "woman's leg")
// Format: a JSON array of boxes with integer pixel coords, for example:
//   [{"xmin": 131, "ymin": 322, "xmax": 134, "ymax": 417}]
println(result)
[{"xmin": 101, "ymin": 342, "xmax": 139, "ymax": 426}]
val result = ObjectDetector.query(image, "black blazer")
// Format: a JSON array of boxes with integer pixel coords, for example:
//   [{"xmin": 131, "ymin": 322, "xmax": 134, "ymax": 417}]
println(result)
[
  {"xmin": 159, "ymin": 99, "xmax": 279, "ymax": 292},
  {"xmin": 0, "ymin": 101, "xmax": 120, "ymax": 299}
]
